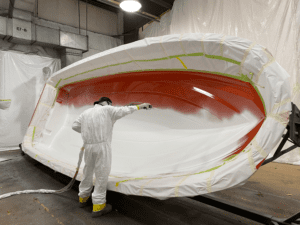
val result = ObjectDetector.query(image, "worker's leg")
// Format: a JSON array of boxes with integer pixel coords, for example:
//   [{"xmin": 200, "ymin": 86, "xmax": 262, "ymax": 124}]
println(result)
[
  {"xmin": 78, "ymin": 145, "xmax": 96, "ymax": 201},
  {"xmin": 92, "ymin": 142, "xmax": 112, "ymax": 213}
]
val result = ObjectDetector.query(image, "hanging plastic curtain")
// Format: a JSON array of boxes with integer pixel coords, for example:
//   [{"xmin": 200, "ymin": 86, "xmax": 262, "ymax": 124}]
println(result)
[
  {"xmin": 0, "ymin": 51, "xmax": 60, "ymax": 151},
  {"xmin": 0, "ymin": 52, "xmax": 11, "ymax": 110}
]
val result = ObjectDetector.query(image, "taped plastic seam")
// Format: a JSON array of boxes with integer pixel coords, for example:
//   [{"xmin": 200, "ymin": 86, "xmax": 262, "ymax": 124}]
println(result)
[
  {"xmin": 110, "ymin": 52, "xmax": 120, "ymax": 65},
  {"xmin": 115, "ymin": 176, "xmax": 147, "ymax": 189},
  {"xmin": 220, "ymin": 35, "xmax": 226, "ymax": 57},
  {"xmin": 160, "ymin": 36, "xmax": 170, "ymax": 59},
  {"xmin": 39, "ymin": 103, "xmax": 52, "ymax": 108},
  {"xmin": 268, "ymin": 111, "xmax": 290, "ymax": 126},
  {"xmin": 272, "ymin": 98, "xmax": 292, "ymax": 113},
  {"xmin": 175, "ymin": 175, "xmax": 190, "ymax": 197},
  {"xmin": 124, "ymin": 47, "xmax": 143, "ymax": 71},
  {"xmin": 201, "ymin": 35, "xmax": 206, "ymax": 55},
  {"xmin": 206, "ymin": 171, "xmax": 215, "ymax": 193},
  {"xmin": 52, "ymin": 89, "xmax": 59, "ymax": 107},
  {"xmin": 32, "ymin": 126, "xmax": 36, "ymax": 145},
  {"xmin": 254, "ymin": 51, "xmax": 275, "ymax": 84},
  {"xmin": 252, "ymin": 138, "xmax": 268, "ymax": 158},
  {"xmin": 179, "ymin": 34, "xmax": 187, "ymax": 56},
  {"xmin": 140, "ymin": 179, "xmax": 154, "ymax": 195},
  {"xmin": 239, "ymin": 42, "xmax": 256, "ymax": 75},
  {"xmin": 55, "ymin": 79, "xmax": 62, "ymax": 88},
  {"xmin": 247, "ymin": 148, "xmax": 256, "ymax": 173},
  {"xmin": 293, "ymin": 83, "xmax": 300, "ymax": 100}
]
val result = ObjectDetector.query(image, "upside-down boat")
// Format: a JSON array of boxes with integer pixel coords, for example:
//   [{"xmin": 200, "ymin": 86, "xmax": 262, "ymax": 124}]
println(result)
[{"xmin": 22, "ymin": 33, "xmax": 291, "ymax": 199}]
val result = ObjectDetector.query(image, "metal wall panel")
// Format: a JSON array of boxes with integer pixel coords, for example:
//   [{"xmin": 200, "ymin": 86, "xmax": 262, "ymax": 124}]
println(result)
[
  {"xmin": 60, "ymin": 31, "xmax": 88, "ymax": 51},
  {"xmin": 0, "ymin": 0, "xmax": 9, "ymax": 10},
  {"xmin": 0, "ymin": 17, "xmax": 7, "ymax": 38},
  {"xmin": 14, "ymin": 0, "xmax": 35, "ymax": 12},
  {"xmin": 35, "ymin": 25, "xmax": 60, "ymax": 47},
  {"xmin": 1, "ymin": 16, "xmax": 89, "ymax": 51},
  {"xmin": 5, "ymin": 18, "xmax": 13, "ymax": 40},
  {"xmin": 10, "ymin": 18, "xmax": 32, "ymax": 44},
  {"xmin": 12, "ymin": 8, "xmax": 32, "ymax": 21}
]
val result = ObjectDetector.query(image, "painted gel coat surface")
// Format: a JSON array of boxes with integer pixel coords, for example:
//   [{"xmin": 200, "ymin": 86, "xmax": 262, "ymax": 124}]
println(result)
[{"xmin": 23, "ymin": 34, "xmax": 291, "ymax": 199}]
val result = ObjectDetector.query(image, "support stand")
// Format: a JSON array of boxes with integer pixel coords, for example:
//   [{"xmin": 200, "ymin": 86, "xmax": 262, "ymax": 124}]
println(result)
[
  {"xmin": 19, "ymin": 143, "xmax": 25, "ymax": 156},
  {"xmin": 263, "ymin": 102, "xmax": 300, "ymax": 166},
  {"xmin": 261, "ymin": 125, "xmax": 298, "ymax": 166}
]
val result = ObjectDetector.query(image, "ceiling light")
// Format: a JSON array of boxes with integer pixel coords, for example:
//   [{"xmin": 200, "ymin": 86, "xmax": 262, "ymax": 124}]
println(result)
[{"xmin": 120, "ymin": 0, "xmax": 142, "ymax": 12}]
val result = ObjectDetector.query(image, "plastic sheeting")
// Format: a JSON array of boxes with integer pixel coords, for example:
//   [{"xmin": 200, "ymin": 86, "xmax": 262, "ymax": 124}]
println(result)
[
  {"xmin": 140, "ymin": 0, "xmax": 300, "ymax": 165},
  {"xmin": 22, "ymin": 33, "xmax": 291, "ymax": 199},
  {"xmin": 0, "ymin": 39, "xmax": 60, "ymax": 59},
  {"xmin": 0, "ymin": 51, "xmax": 60, "ymax": 151}
]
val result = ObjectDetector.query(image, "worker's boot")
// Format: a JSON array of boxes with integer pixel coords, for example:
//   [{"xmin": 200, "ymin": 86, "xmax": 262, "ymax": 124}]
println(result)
[
  {"xmin": 79, "ymin": 196, "xmax": 91, "ymax": 208},
  {"xmin": 91, "ymin": 203, "xmax": 112, "ymax": 218}
]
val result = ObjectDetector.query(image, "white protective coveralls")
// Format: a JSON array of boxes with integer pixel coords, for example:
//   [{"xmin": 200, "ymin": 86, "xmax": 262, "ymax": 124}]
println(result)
[{"xmin": 72, "ymin": 104, "xmax": 139, "ymax": 206}]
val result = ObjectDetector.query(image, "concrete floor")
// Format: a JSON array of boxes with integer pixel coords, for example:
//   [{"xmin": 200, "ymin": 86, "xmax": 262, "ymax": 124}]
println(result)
[
  {"xmin": 1, "ymin": 149, "xmax": 300, "ymax": 225},
  {"xmin": 0, "ymin": 150, "xmax": 143, "ymax": 225}
]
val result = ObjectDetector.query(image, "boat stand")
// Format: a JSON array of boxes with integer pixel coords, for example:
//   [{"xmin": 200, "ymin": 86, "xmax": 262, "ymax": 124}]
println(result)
[{"xmin": 190, "ymin": 102, "xmax": 300, "ymax": 225}]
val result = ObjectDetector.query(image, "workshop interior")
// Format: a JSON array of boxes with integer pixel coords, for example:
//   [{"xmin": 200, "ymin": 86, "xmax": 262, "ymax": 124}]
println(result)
[{"xmin": 0, "ymin": 0, "xmax": 300, "ymax": 224}]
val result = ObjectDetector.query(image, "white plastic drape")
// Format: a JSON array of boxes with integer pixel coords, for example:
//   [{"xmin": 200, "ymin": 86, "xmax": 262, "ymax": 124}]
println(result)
[
  {"xmin": 140, "ymin": 0, "xmax": 300, "ymax": 165},
  {"xmin": 0, "ymin": 51, "xmax": 60, "ymax": 151},
  {"xmin": 22, "ymin": 32, "xmax": 291, "ymax": 199}
]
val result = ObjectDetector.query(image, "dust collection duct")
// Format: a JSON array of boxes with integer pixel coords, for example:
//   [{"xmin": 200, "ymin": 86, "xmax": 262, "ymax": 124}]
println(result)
[{"xmin": 22, "ymin": 33, "xmax": 291, "ymax": 199}]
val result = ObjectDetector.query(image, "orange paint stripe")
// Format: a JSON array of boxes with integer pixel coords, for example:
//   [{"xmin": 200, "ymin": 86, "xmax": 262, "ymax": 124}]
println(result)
[{"xmin": 256, "ymin": 159, "xmax": 265, "ymax": 170}]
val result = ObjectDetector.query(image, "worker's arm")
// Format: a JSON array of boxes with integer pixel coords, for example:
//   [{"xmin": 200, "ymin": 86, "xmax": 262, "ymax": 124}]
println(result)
[
  {"xmin": 72, "ymin": 114, "xmax": 83, "ymax": 133},
  {"xmin": 110, "ymin": 103, "xmax": 151, "ymax": 121}
]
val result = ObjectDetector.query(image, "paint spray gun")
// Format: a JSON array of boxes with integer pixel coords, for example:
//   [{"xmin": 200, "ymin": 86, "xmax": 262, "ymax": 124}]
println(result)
[{"xmin": 126, "ymin": 102, "xmax": 152, "ymax": 110}]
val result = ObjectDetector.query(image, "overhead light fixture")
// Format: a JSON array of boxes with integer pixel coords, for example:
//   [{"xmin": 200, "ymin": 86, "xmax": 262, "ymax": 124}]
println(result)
[{"xmin": 120, "ymin": 0, "xmax": 142, "ymax": 12}]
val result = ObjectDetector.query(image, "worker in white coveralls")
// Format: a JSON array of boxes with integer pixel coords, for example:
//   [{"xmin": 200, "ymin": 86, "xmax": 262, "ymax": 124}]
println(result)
[{"xmin": 72, "ymin": 97, "xmax": 151, "ymax": 218}]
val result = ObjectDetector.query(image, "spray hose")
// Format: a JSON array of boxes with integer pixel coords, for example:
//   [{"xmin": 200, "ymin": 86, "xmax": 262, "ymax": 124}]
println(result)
[
  {"xmin": 0, "ymin": 102, "xmax": 152, "ymax": 200},
  {"xmin": 0, "ymin": 147, "xmax": 85, "ymax": 200}
]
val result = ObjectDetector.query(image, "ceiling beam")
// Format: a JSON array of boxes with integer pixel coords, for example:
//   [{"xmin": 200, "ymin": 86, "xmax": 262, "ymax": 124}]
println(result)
[
  {"xmin": 149, "ymin": 0, "xmax": 172, "ymax": 9},
  {"xmin": 96, "ymin": 0, "xmax": 160, "ymax": 22},
  {"xmin": 81, "ymin": 0, "xmax": 119, "ymax": 13}
]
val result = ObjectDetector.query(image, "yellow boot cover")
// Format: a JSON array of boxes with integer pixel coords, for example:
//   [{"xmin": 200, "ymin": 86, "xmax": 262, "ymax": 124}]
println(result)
[
  {"xmin": 79, "ymin": 196, "xmax": 89, "ymax": 203},
  {"xmin": 93, "ymin": 203, "xmax": 106, "ymax": 212}
]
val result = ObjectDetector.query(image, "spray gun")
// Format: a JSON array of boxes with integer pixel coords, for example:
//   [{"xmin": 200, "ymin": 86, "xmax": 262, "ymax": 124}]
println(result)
[{"xmin": 126, "ymin": 102, "xmax": 153, "ymax": 110}]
